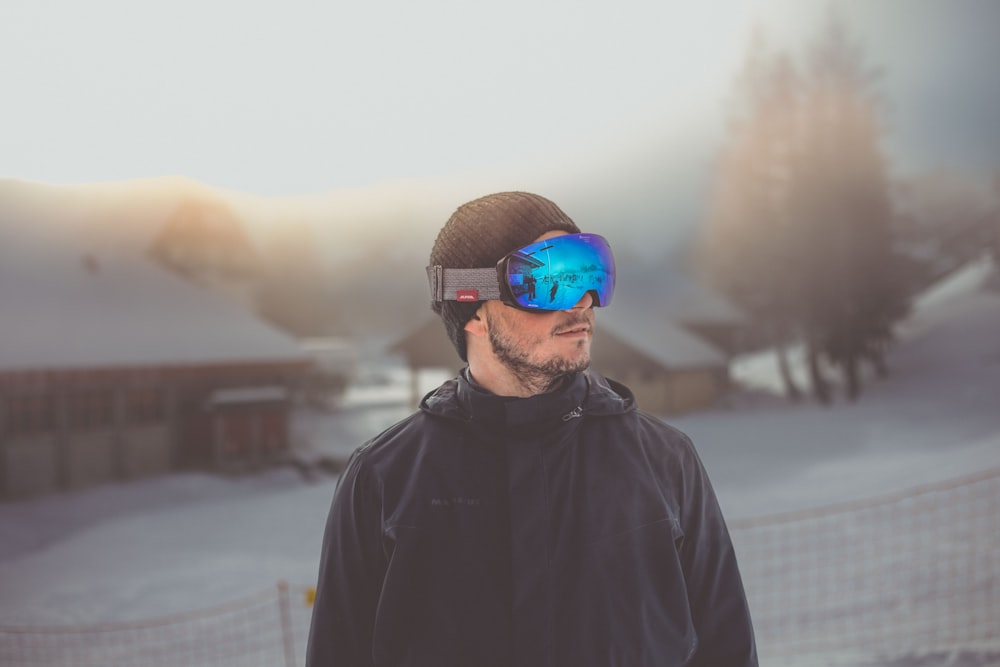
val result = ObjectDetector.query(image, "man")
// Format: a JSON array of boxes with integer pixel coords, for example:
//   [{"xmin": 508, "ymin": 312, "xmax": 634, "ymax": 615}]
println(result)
[{"xmin": 307, "ymin": 192, "xmax": 757, "ymax": 667}]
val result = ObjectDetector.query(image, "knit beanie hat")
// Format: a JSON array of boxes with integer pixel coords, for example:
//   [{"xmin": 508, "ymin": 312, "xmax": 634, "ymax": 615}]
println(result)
[{"xmin": 429, "ymin": 192, "xmax": 581, "ymax": 361}]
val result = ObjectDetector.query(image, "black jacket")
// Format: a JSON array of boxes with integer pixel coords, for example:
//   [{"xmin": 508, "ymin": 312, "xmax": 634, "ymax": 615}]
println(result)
[{"xmin": 307, "ymin": 370, "xmax": 757, "ymax": 667}]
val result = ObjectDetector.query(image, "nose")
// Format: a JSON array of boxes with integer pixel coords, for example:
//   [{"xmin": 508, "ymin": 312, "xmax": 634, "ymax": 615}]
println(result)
[{"xmin": 567, "ymin": 291, "xmax": 594, "ymax": 311}]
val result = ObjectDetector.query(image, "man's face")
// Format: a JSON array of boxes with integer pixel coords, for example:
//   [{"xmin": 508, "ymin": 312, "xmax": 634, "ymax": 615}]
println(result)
[{"xmin": 478, "ymin": 231, "xmax": 595, "ymax": 388}]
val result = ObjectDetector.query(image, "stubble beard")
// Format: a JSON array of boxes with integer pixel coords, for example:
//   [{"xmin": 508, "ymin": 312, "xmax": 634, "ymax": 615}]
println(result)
[{"xmin": 486, "ymin": 310, "xmax": 593, "ymax": 394}]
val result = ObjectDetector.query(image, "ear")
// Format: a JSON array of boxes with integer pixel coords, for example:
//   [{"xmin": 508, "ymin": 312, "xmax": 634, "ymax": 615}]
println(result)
[{"xmin": 464, "ymin": 304, "xmax": 488, "ymax": 338}]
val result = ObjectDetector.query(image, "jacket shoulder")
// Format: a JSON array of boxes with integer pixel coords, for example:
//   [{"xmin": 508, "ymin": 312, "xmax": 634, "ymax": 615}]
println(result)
[
  {"xmin": 596, "ymin": 402, "xmax": 705, "ymax": 478},
  {"xmin": 588, "ymin": 371, "xmax": 697, "ymax": 448},
  {"xmin": 583, "ymin": 370, "xmax": 635, "ymax": 415},
  {"xmin": 342, "ymin": 407, "xmax": 460, "ymax": 485}
]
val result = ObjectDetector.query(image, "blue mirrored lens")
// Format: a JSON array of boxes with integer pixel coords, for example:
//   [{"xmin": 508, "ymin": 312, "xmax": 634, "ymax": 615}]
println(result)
[{"xmin": 504, "ymin": 233, "xmax": 615, "ymax": 310}]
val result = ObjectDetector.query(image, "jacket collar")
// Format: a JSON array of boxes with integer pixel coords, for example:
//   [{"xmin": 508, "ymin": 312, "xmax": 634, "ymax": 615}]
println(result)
[{"xmin": 421, "ymin": 368, "xmax": 634, "ymax": 428}]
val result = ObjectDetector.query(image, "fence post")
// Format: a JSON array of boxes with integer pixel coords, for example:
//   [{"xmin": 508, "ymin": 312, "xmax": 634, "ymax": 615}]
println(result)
[{"xmin": 278, "ymin": 580, "xmax": 297, "ymax": 667}]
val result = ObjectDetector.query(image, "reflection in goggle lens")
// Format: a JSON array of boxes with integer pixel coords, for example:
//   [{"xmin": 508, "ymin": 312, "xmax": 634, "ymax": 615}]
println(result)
[{"xmin": 503, "ymin": 234, "xmax": 615, "ymax": 311}]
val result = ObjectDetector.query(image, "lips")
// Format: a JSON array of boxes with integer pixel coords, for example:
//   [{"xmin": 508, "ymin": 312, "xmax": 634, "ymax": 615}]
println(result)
[{"xmin": 553, "ymin": 317, "xmax": 593, "ymax": 336}]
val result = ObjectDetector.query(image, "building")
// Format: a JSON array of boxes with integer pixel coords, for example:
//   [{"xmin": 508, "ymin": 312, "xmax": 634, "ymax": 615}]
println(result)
[
  {"xmin": 592, "ymin": 312, "xmax": 729, "ymax": 415},
  {"xmin": 0, "ymin": 214, "xmax": 310, "ymax": 499},
  {"xmin": 388, "ymin": 318, "xmax": 464, "ymax": 406}
]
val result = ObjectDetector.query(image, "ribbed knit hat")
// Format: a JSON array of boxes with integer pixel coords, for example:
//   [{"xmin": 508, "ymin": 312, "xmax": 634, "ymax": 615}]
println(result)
[{"xmin": 429, "ymin": 192, "xmax": 581, "ymax": 361}]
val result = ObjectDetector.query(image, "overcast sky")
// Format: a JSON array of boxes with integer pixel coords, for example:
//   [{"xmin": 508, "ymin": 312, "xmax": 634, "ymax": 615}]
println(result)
[{"xmin": 2, "ymin": 0, "xmax": 998, "ymax": 197}]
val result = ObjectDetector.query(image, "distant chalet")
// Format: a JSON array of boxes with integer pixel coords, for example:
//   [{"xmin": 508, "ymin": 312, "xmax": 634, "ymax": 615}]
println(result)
[{"xmin": 0, "ymin": 197, "xmax": 309, "ymax": 499}]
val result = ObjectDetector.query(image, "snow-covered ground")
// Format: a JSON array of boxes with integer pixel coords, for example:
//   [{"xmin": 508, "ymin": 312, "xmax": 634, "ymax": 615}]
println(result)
[{"xmin": 1, "ymin": 259, "xmax": 998, "ymax": 666}]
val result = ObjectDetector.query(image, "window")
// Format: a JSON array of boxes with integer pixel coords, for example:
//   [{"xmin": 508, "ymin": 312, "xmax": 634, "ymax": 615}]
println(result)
[
  {"xmin": 6, "ymin": 395, "xmax": 54, "ymax": 437},
  {"xmin": 128, "ymin": 387, "xmax": 163, "ymax": 424},
  {"xmin": 69, "ymin": 390, "xmax": 114, "ymax": 431}
]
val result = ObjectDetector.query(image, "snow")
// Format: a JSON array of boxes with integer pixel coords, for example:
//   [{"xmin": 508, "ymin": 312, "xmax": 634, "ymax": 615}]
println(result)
[
  {"xmin": 0, "ymin": 214, "xmax": 306, "ymax": 371},
  {"xmin": 1, "ymin": 260, "xmax": 998, "ymax": 666}
]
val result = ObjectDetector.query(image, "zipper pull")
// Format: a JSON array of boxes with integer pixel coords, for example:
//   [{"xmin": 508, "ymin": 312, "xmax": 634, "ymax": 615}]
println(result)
[{"xmin": 562, "ymin": 406, "xmax": 583, "ymax": 421}]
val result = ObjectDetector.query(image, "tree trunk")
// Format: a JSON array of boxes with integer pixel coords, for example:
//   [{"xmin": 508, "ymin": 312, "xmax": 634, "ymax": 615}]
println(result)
[
  {"xmin": 844, "ymin": 355, "xmax": 862, "ymax": 401},
  {"xmin": 776, "ymin": 346, "xmax": 802, "ymax": 402},
  {"xmin": 773, "ymin": 330, "xmax": 802, "ymax": 402},
  {"xmin": 866, "ymin": 343, "xmax": 889, "ymax": 379},
  {"xmin": 807, "ymin": 338, "xmax": 832, "ymax": 405}
]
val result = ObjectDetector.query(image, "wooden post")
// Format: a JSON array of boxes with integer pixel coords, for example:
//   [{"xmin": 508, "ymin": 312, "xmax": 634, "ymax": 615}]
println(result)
[
  {"xmin": 54, "ymin": 389, "xmax": 70, "ymax": 490},
  {"xmin": 277, "ymin": 580, "xmax": 297, "ymax": 667},
  {"xmin": 112, "ymin": 385, "xmax": 126, "ymax": 480}
]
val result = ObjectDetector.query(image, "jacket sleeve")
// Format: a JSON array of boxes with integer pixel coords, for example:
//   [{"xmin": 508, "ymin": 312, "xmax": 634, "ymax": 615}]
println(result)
[
  {"xmin": 676, "ymin": 437, "xmax": 758, "ymax": 667},
  {"xmin": 306, "ymin": 448, "xmax": 384, "ymax": 667}
]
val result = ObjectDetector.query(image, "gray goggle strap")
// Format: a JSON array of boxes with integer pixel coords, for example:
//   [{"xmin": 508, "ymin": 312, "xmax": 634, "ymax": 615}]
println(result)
[{"xmin": 427, "ymin": 266, "xmax": 503, "ymax": 303}]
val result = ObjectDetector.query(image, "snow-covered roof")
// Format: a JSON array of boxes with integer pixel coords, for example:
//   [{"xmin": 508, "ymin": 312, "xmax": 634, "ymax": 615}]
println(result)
[
  {"xmin": 208, "ymin": 386, "xmax": 290, "ymax": 405},
  {"xmin": 589, "ymin": 270, "xmax": 732, "ymax": 369},
  {"xmin": 597, "ymin": 309, "xmax": 726, "ymax": 370},
  {"xmin": 896, "ymin": 253, "xmax": 1000, "ymax": 345},
  {"xmin": 0, "ymin": 216, "xmax": 307, "ymax": 372},
  {"xmin": 615, "ymin": 268, "xmax": 745, "ymax": 326}
]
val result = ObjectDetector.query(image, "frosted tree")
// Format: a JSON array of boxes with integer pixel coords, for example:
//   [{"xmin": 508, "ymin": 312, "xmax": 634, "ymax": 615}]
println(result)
[
  {"xmin": 700, "ymin": 31, "xmax": 806, "ymax": 401},
  {"xmin": 700, "ymin": 13, "xmax": 915, "ymax": 403},
  {"xmin": 791, "ymin": 11, "xmax": 912, "ymax": 401}
]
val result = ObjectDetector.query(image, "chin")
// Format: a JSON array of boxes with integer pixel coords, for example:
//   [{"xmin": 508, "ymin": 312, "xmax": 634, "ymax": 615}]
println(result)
[{"xmin": 562, "ymin": 354, "xmax": 592, "ymax": 374}]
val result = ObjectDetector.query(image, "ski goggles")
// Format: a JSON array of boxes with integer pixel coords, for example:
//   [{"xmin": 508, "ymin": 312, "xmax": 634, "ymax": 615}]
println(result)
[{"xmin": 427, "ymin": 233, "xmax": 615, "ymax": 312}]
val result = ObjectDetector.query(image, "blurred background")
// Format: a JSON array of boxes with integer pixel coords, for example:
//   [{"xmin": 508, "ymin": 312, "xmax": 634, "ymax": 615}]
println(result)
[
  {"xmin": 1, "ymin": 1, "xmax": 999, "ymax": 666},
  {"xmin": 2, "ymin": 0, "xmax": 997, "ymax": 345}
]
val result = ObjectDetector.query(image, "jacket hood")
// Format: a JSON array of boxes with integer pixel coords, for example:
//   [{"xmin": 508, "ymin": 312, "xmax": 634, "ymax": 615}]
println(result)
[{"xmin": 420, "ymin": 369, "xmax": 635, "ymax": 427}]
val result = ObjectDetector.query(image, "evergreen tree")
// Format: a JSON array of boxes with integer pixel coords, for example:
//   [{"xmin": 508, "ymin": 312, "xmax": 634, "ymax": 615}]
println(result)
[
  {"xmin": 700, "ymin": 31, "xmax": 806, "ymax": 401},
  {"xmin": 700, "ymin": 12, "xmax": 915, "ymax": 404},
  {"xmin": 791, "ymin": 11, "xmax": 912, "ymax": 401}
]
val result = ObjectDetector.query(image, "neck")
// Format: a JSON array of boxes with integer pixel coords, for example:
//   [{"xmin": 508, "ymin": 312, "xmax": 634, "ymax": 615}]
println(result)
[{"xmin": 466, "ymin": 361, "xmax": 568, "ymax": 398}]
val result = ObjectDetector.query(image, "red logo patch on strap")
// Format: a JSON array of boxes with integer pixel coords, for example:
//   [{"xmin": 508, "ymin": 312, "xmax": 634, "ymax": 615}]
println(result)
[{"xmin": 456, "ymin": 290, "xmax": 479, "ymax": 302}]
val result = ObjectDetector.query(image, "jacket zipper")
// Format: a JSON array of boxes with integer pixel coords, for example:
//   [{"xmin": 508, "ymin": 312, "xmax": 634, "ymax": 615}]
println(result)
[{"xmin": 562, "ymin": 406, "xmax": 583, "ymax": 421}]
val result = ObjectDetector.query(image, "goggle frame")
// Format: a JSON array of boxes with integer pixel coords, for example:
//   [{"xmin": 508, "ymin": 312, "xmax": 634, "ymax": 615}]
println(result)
[{"xmin": 427, "ymin": 232, "xmax": 615, "ymax": 313}]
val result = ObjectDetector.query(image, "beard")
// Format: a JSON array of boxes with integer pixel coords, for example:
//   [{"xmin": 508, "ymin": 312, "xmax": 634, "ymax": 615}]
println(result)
[{"xmin": 486, "ymin": 310, "xmax": 592, "ymax": 393}]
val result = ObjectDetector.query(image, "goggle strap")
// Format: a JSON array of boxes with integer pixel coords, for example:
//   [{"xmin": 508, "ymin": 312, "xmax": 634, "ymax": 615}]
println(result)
[{"xmin": 427, "ymin": 266, "xmax": 502, "ymax": 302}]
